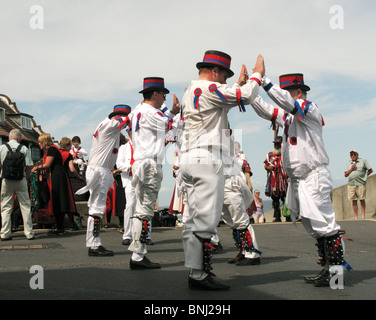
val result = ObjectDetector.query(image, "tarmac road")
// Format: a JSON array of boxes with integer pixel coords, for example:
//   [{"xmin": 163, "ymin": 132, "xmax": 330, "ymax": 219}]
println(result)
[{"xmin": 0, "ymin": 219, "xmax": 375, "ymax": 305}]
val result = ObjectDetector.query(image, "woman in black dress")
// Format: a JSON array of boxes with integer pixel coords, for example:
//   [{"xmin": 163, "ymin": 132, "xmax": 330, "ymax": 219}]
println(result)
[
  {"xmin": 59, "ymin": 137, "xmax": 84, "ymax": 230},
  {"xmin": 32, "ymin": 133, "xmax": 71, "ymax": 235}
]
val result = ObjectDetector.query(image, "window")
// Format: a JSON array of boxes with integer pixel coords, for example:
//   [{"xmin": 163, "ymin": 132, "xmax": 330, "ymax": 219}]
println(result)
[
  {"xmin": 21, "ymin": 115, "xmax": 32, "ymax": 130},
  {"xmin": 0, "ymin": 108, "xmax": 5, "ymax": 122},
  {"xmin": 31, "ymin": 146, "xmax": 42, "ymax": 162}
]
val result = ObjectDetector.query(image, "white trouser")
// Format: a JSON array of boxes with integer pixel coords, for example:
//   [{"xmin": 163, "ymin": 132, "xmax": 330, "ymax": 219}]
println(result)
[
  {"xmin": 1, "ymin": 178, "xmax": 34, "ymax": 239},
  {"xmin": 180, "ymin": 148, "xmax": 224, "ymax": 270},
  {"xmin": 176, "ymin": 171, "xmax": 189, "ymax": 223},
  {"xmin": 122, "ymin": 182, "xmax": 136, "ymax": 240},
  {"xmin": 286, "ymin": 166, "xmax": 340, "ymax": 239},
  {"xmin": 128, "ymin": 160, "xmax": 163, "ymax": 254},
  {"xmin": 80, "ymin": 166, "xmax": 113, "ymax": 248},
  {"xmin": 122, "ymin": 183, "xmax": 153, "ymax": 241},
  {"xmin": 221, "ymin": 175, "xmax": 260, "ymax": 258}
]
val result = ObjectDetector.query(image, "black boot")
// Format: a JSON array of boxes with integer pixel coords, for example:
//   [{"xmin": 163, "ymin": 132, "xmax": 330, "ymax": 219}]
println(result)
[
  {"xmin": 188, "ymin": 274, "xmax": 230, "ymax": 291},
  {"xmin": 313, "ymin": 269, "xmax": 331, "ymax": 287},
  {"xmin": 304, "ymin": 268, "xmax": 328, "ymax": 284},
  {"xmin": 305, "ymin": 237, "xmax": 326, "ymax": 284}
]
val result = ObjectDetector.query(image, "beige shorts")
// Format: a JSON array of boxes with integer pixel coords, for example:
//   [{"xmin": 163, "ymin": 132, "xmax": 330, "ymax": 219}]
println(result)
[{"xmin": 348, "ymin": 185, "xmax": 366, "ymax": 200}]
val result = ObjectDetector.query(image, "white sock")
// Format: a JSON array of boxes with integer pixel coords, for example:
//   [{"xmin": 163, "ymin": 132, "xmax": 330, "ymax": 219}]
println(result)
[
  {"xmin": 131, "ymin": 252, "xmax": 144, "ymax": 261},
  {"xmin": 190, "ymin": 269, "xmax": 208, "ymax": 280}
]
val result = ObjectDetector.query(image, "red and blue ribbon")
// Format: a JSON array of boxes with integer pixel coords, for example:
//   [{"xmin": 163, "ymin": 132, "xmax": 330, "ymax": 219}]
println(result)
[
  {"xmin": 193, "ymin": 88, "xmax": 202, "ymax": 109},
  {"xmin": 135, "ymin": 112, "xmax": 141, "ymax": 132},
  {"xmin": 236, "ymin": 89, "xmax": 245, "ymax": 112},
  {"xmin": 93, "ymin": 123, "xmax": 103, "ymax": 137},
  {"xmin": 118, "ymin": 115, "xmax": 130, "ymax": 131},
  {"xmin": 209, "ymin": 83, "xmax": 227, "ymax": 102},
  {"xmin": 164, "ymin": 114, "xmax": 173, "ymax": 130}
]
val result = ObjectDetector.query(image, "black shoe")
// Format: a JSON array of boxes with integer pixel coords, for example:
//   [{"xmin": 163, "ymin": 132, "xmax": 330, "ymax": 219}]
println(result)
[
  {"xmin": 236, "ymin": 257, "xmax": 261, "ymax": 266},
  {"xmin": 313, "ymin": 270, "xmax": 331, "ymax": 287},
  {"xmin": 228, "ymin": 252, "xmax": 244, "ymax": 264},
  {"xmin": 188, "ymin": 274, "xmax": 230, "ymax": 291},
  {"xmin": 130, "ymin": 256, "xmax": 161, "ymax": 269},
  {"xmin": 48, "ymin": 228, "xmax": 65, "ymax": 236},
  {"xmin": 88, "ymin": 246, "xmax": 114, "ymax": 257},
  {"xmin": 304, "ymin": 268, "xmax": 328, "ymax": 284},
  {"xmin": 122, "ymin": 239, "xmax": 131, "ymax": 245},
  {"xmin": 211, "ymin": 242, "xmax": 223, "ymax": 254}
]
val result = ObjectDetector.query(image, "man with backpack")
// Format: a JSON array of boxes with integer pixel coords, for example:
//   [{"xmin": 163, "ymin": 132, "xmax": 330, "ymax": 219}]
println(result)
[{"xmin": 0, "ymin": 129, "xmax": 34, "ymax": 240}]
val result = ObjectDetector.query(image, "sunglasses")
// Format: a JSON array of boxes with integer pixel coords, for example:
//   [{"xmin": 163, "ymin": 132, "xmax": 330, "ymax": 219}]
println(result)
[{"xmin": 157, "ymin": 92, "xmax": 166, "ymax": 99}]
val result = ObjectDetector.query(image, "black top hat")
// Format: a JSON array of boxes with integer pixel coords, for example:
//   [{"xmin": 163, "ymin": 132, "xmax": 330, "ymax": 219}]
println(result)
[
  {"xmin": 196, "ymin": 50, "xmax": 234, "ymax": 78},
  {"xmin": 279, "ymin": 73, "xmax": 310, "ymax": 92},
  {"xmin": 139, "ymin": 77, "xmax": 170, "ymax": 94},
  {"xmin": 108, "ymin": 105, "xmax": 131, "ymax": 119}
]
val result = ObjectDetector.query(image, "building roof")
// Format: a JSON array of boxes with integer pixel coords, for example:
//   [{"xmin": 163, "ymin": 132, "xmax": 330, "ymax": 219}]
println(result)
[{"xmin": 0, "ymin": 94, "xmax": 45, "ymax": 144}]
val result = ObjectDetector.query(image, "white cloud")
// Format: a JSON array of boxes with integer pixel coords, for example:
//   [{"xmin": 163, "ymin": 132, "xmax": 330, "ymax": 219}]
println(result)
[
  {"xmin": 324, "ymin": 97, "xmax": 376, "ymax": 130},
  {"xmin": 1, "ymin": 0, "xmax": 376, "ymax": 103}
]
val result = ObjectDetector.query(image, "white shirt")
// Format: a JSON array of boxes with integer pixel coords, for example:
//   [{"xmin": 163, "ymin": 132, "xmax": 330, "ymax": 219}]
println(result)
[
  {"xmin": 116, "ymin": 140, "xmax": 134, "ymax": 187},
  {"xmin": 250, "ymin": 77, "xmax": 329, "ymax": 178},
  {"xmin": 70, "ymin": 146, "xmax": 88, "ymax": 159},
  {"xmin": 87, "ymin": 117, "xmax": 127, "ymax": 169},
  {"xmin": 130, "ymin": 102, "xmax": 178, "ymax": 164},
  {"xmin": 181, "ymin": 73, "xmax": 261, "ymax": 155}
]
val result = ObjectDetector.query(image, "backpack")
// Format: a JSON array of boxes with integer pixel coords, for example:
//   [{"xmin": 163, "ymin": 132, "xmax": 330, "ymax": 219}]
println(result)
[{"xmin": 1, "ymin": 143, "xmax": 26, "ymax": 180}]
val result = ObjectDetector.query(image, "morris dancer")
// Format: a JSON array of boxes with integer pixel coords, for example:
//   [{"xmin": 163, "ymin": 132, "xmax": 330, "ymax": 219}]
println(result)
[
  {"xmin": 264, "ymin": 136, "xmax": 289, "ymax": 222},
  {"xmin": 222, "ymin": 137, "xmax": 262, "ymax": 266},
  {"xmin": 128, "ymin": 77, "xmax": 180, "ymax": 269},
  {"xmin": 116, "ymin": 128, "xmax": 135, "ymax": 246},
  {"xmin": 180, "ymin": 50, "xmax": 264, "ymax": 290},
  {"xmin": 76, "ymin": 105, "xmax": 131, "ymax": 257},
  {"xmin": 251, "ymin": 70, "xmax": 351, "ymax": 287}
]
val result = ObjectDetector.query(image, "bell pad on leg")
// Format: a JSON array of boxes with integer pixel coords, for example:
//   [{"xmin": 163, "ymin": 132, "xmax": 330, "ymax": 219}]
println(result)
[
  {"xmin": 232, "ymin": 228, "xmax": 262, "ymax": 255},
  {"xmin": 139, "ymin": 219, "xmax": 149, "ymax": 244},
  {"xmin": 92, "ymin": 216, "xmax": 101, "ymax": 238},
  {"xmin": 193, "ymin": 233, "xmax": 215, "ymax": 275}
]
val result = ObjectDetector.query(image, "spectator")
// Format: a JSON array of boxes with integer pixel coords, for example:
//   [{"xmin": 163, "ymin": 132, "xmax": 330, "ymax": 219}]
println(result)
[
  {"xmin": 251, "ymin": 190, "xmax": 264, "ymax": 224},
  {"xmin": 70, "ymin": 136, "xmax": 87, "ymax": 176},
  {"xmin": 32, "ymin": 133, "xmax": 70, "ymax": 235},
  {"xmin": 59, "ymin": 137, "xmax": 83, "ymax": 230},
  {"xmin": 344, "ymin": 149, "xmax": 373, "ymax": 219},
  {"xmin": 0, "ymin": 129, "xmax": 35, "ymax": 240}
]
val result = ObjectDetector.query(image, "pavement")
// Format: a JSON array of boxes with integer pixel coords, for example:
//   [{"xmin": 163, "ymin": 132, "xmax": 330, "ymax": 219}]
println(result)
[{"xmin": 0, "ymin": 218, "xmax": 375, "ymax": 305}]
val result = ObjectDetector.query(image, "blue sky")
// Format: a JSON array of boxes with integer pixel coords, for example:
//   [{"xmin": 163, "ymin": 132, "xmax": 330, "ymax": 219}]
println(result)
[{"xmin": 1, "ymin": 0, "xmax": 375, "ymax": 207}]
